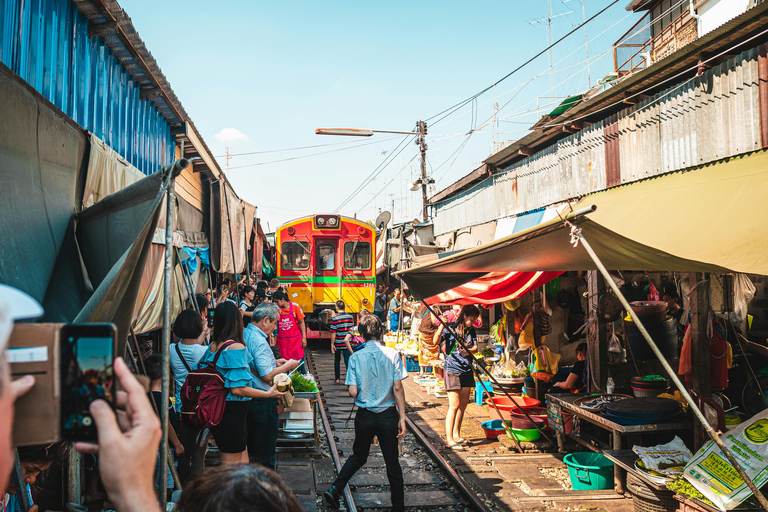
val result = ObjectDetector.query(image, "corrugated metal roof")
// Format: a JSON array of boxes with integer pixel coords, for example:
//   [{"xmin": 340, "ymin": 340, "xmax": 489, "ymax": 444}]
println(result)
[{"xmin": 432, "ymin": 44, "xmax": 763, "ymax": 235}]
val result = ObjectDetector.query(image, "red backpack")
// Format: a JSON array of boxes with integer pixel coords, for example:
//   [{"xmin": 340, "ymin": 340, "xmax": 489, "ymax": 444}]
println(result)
[{"xmin": 179, "ymin": 340, "xmax": 237, "ymax": 429}]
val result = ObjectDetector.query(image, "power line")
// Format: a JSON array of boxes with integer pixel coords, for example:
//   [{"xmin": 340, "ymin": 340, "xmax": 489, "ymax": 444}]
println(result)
[
  {"xmin": 214, "ymin": 136, "xmax": 399, "ymax": 158},
  {"xmin": 334, "ymin": 136, "xmax": 415, "ymax": 213},
  {"xmin": 424, "ymin": 0, "xmax": 622, "ymax": 126},
  {"xmin": 222, "ymin": 135, "xmax": 402, "ymax": 170}
]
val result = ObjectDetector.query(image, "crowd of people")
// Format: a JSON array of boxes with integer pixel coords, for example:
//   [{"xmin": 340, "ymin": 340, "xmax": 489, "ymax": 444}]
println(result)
[{"xmin": 0, "ymin": 277, "xmax": 497, "ymax": 512}]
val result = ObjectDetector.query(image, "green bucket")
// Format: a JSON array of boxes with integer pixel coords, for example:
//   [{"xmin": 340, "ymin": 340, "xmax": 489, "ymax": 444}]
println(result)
[{"xmin": 563, "ymin": 452, "xmax": 614, "ymax": 490}]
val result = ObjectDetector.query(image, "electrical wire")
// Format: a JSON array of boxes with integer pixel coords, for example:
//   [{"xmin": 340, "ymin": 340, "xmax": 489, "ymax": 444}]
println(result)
[
  {"xmin": 221, "ymin": 135, "xmax": 402, "ymax": 170},
  {"xmin": 334, "ymin": 136, "xmax": 415, "ymax": 213},
  {"xmin": 215, "ymin": 136, "xmax": 401, "ymax": 158},
  {"xmin": 424, "ymin": 0, "xmax": 623, "ymax": 126}
]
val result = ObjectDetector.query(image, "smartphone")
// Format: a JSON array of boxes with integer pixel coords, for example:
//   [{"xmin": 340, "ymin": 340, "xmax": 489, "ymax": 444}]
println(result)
[
  {"xmin": 60, "ymin": 323, "xmax": 117, "ymax": 442},
  {"xmin": 207, "ymin": 308, "xmax": 215, "ymax": 328}
]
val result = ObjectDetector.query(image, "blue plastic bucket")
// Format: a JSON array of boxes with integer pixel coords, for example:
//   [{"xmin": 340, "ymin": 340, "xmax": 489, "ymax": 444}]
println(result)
[{"xmin": 563, "ymin": 452, "xmax": 614, "ymax": 490}]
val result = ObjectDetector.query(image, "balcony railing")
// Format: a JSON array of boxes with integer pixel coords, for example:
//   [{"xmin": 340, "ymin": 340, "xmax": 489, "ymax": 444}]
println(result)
[
  {"xmin": 613, "ymin": 11, "xmax": 652, "ymax": 77},
  {"xmin": 613, "ymin": 9, "xmax": 698, "ymax": 77}
]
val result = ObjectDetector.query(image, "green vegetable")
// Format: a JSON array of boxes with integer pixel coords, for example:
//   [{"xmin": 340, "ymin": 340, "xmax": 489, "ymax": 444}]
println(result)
[
  {"xmin": 667, "ymin": 478, "xmax": 713, "ymax": 505},
  {"xmin": 481, "ymin": 348, "xmax": 496, "ymax": 357},
  {"xmin": 291, "ymin": 373, "xmax": 318, "ymax": 392}
]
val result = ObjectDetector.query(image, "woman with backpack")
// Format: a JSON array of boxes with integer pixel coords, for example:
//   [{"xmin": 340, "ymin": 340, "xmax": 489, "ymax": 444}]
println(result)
[
  {"xmin": 169, "ymin": 309, "xmax": 209, "ymax": 483},
  {"xmin": 194, "ymin": 301, "xmax": 283, "ymax": 465}
]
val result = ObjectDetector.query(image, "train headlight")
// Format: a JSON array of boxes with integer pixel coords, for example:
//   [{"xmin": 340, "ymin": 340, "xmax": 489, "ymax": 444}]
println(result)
[
  {"xmin": 317, "ymin": 217, "xmax": 325, "ymax": 225},
  {"xmin": 328, "ymin": 217, "xmax": 337, "ymax": 226}
]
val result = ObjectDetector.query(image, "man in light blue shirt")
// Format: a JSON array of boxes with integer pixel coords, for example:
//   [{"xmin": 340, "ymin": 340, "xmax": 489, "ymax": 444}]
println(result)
[
  {"xmin": 243, "ymin": 302, "xmax": 301, "ymax": 469},
  {"xmin": 324, "ymin": 315, "xmax": 407, "ymax": 512}
]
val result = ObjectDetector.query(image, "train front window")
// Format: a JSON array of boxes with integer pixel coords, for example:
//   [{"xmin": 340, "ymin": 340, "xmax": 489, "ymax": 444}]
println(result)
[
  {"xmin": 316, "ymin": 242, "xmax": 336, "ymax": 271},
  {"xmin": 281, "ymin": 241, "xmax": 309, "ymax": 270},
  {"xmin": 344, "ymin": 241, "xmax": 371, "ymax": 270}
]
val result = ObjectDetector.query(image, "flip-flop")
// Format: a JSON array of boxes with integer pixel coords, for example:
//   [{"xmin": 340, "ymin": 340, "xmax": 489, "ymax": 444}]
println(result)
[{"xmin": 446, "ymin": 442, "xmax": 465, "ymax": 450}]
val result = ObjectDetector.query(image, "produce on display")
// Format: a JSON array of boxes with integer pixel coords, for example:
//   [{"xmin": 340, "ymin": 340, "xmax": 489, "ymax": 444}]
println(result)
[
  {"xmin": 291, "ymin": 373, "xmax": 318, "ymax": 392},
  {"xmin": 491, "ymin": 359, "xmax": 530, "ymax": 379},
  {"xmin": 634, "ymin": 436, "xmax": 692, "ymax": 475}
]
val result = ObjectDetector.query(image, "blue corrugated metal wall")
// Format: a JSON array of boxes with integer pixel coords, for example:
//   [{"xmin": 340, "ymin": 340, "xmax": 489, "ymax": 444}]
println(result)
[{"xmin": 0, "ymin": 0, "xmax": 173, "ymax": 175}]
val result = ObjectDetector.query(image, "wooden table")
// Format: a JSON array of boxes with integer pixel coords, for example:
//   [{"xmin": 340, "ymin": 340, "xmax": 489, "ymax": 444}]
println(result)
[{"xmin": 547, "ymin": 393, "xmax": 692, "ymax": 493}]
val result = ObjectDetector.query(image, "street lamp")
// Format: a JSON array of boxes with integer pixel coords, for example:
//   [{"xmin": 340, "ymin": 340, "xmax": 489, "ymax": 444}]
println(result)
[{"xmin": 315, "ymin": 122, "xmax": 430, "ymax": 222}]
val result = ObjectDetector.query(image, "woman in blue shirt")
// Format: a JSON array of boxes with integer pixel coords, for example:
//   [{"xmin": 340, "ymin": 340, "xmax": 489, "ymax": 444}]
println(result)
[
  {"xmin": 201, "ymin": 302, "xmax": 283, "ymax": 465},
  {"xmin": 436, "ymin": 304, "xmax": 480, "ymax": 449}
]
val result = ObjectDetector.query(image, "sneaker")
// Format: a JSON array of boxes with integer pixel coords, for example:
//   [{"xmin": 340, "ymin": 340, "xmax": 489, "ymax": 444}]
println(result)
[{"xmin": 323, "ymin": 487, "xmax": 341, "ymax": 509}]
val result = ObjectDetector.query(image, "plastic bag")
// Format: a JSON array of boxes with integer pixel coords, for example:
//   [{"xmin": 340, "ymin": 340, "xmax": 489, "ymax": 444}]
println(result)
[
  {"xmin": 678, "ymin": 324, "xmax": 692, "ymax": 376},
  {"xmin": 607, "ymin": 332, "xmax": 623, "ymax": 365},
  {"xmin": 684, "ymin": 408, "xmax": 768, "ymax": 510},
  {"xmin": 729, "ymin": 274, "xmax": 756, "ymax": 333},
  {"xmin": 634, "ymin": 436, "xmax": 693, "ymax": 475}
]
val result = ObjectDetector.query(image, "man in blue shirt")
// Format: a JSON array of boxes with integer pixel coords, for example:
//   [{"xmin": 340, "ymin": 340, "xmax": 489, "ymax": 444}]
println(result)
[
  {"xmin": 243, "ymin": 302, "xmax": 302, "ymax": 469},
  {"xmin": 324, "ymin": 315, "xmax": 408, "ymax": 512}
]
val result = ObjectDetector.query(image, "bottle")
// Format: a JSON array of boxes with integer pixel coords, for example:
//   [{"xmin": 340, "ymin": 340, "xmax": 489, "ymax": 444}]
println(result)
[{"xmin": 606, "ymin": 377, "xmax": 615, "ymax": 394}]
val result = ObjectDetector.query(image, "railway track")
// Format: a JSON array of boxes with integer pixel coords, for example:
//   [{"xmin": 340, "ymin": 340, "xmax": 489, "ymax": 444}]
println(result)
[{"xmin": 305, "ymin": 346, "xmax": 493, "ymax": 512}]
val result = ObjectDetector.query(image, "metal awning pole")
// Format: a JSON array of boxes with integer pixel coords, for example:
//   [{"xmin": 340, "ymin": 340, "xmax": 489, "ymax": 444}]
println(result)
[
  {"xmin": 159, "ymin": 158, "xmax": 188, "ymax": 503},
  {"xmin": 569, "ymin": 223, "xmax": 768, "ymax": 512},
  {"xmin": 159, "ymin": 169, "xmax": 175, "ymax": 503}
]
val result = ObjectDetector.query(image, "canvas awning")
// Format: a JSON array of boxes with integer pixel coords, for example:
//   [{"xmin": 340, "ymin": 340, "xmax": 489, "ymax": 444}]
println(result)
[
  {"xmin": 401, "ymin": 150, "xmax": 768, "ymax": 299},
  {"xmin": 423, "ymin": 271, "xmax": 563, "ymax": 306}
]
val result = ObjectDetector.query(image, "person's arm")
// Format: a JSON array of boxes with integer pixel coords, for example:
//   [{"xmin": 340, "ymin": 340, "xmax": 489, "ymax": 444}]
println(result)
[
  {"xmin": 347, "ymin": 384, "xmax": 358, "ymax": 398},
  {"xmin": 434, "ymin": 324, "xmax": 445, "ymax": 347},
  {"xmin": 345, "ymin": 336, "xmax": 354, "ymax": 355},
  {"xmin": 230, "ymin": 383, "xmax": 285, "ymax": 399},
  {"xmin": 169, "ymin": 421, "xmax": 184, "ymax": 455},
  {"xmin": 75, "ymin": 358, "xmax": 162, "ymax": 512},
  {"xmin": 393, "ymin": 379, "xmax": 407, "ymax": 440},
  {"xmin": 330, "ymin": 332, "xmax": 337, "ymax": 354},
  {"xmin": 298, "ymin": 317, "xmax": 307, "ymax": 348},
  {"xmin": 553, "ymin": 372, "xmax": 579, "ymax": 390},
  {"xmin": 258, "ymin": 359, "xmax": 300, "ymax": 384}
]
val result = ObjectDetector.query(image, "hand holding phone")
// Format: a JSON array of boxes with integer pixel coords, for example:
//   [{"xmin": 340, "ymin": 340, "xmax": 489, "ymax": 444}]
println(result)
[
  {"xmin": 75, "ymin": 357, "xmax": 162, "ymax": 512},
  {"xmin": 61, "ymin": 323, "xmax": 117, "ymax": 442}
]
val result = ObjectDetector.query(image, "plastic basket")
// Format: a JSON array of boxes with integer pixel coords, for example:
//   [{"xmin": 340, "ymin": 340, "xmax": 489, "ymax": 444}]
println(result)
[
  {"xmin": 405, "ymin": 356, "xmax": 420, "ymax": 372},
  {"xmin": 563, "ymin": 452, "xmax": 614, "ymax": 490}
]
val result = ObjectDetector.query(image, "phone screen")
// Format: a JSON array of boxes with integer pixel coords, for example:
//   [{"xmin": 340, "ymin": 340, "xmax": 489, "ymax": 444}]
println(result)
[
  {"xmin": 61, "ymin": 323, "xmax": 116, "ymax": 441},
  {"xmin": 207, "ymin": 308, "xmax": 215, "ymax": 328}
]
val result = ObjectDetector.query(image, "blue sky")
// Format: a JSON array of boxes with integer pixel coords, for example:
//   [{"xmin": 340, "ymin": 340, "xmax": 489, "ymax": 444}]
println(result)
[{"xmin": 120, "ymin": 0, "xmax": 639, "ymax": 229}]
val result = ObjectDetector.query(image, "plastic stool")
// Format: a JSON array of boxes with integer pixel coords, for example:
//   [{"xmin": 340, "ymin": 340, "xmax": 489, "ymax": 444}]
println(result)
[{"xmin": 475, "ymin": 380, "xmax": 493, "ymax": 405}]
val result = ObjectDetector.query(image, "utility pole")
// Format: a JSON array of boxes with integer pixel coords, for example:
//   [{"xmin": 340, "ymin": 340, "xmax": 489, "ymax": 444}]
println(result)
[{"xmin": 417, "ymin": 120, "xmax": 428, "ymax": 223}]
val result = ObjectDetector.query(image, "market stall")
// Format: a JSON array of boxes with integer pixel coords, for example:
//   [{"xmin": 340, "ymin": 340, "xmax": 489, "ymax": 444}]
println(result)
[{"xmin": 398, "ymin": 152, "xmax": 768, "ymax": 511}]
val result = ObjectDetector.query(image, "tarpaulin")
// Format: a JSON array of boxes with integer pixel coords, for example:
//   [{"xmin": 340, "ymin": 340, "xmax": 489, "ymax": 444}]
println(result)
[
  {"xmin": 400, "ymin": 150, "xmax": 768, "ymax": 299},
  {"xmin": 82, "ymin": 133, "xmax": 144, "ymax": 209},
  {"xmin": 0, "ymin": 61, "xmax": 89, "ymax": 303},
  {"xmin": 209, "ymin": 182, "xmax": 254, "ymax": 274},
  {"xmin": 424, "ymin": 271, "xmax": 563, "ymax": 306}
]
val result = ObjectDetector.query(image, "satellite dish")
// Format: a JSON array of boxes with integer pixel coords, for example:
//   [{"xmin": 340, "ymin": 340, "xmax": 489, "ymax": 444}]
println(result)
[{"xmin": 374, "ymin": 211, "xmax": 391, "ymax": 232}]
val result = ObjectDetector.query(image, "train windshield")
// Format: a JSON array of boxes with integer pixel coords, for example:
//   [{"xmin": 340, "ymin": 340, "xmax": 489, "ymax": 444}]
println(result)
[
  {"xmin": 343, "ymin": 241, "xmax": 371, "ymax": 270},
  {"xmin": 316, "ymin": 241, "xmax": 337, "ymax": 271},
  {"xmin": 281, "ymin": 241, "xmax": 310, "ymax": 270}
]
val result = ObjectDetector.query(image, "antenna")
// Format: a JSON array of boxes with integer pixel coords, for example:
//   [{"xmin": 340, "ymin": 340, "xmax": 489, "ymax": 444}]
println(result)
[
  {"xmin": 492, "ymin": 85, "xmax": 499, "ymax": 154},
  {"xmin": 530, "ymin": 0, "xmax": 574, "ymax": 110},
  {"xmin": 225, "ymin": 145, "xmax": 231, "ymax": 175},
  {"xmin": 581, "ymin": 0, "xmax": 591, "ymax": 88}
]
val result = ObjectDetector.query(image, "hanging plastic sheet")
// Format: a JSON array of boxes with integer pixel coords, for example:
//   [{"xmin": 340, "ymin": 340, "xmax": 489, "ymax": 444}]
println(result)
[{"xmin": 181, "ymin": 247, "xmax": 210, "ymax": 275}]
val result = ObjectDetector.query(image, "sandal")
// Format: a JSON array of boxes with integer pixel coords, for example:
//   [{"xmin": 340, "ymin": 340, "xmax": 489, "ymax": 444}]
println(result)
[
  {"xmin": 334, "ymin": 379, "xmax": 340, "ymax": 384},
  {"xmin": 446, "ymin": 442, "xmax": 465, "ymax": 450}
]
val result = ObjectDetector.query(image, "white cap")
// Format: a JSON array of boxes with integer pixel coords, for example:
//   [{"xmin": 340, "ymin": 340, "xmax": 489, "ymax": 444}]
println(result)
[{"xmin": 0, "ymin": 284, "xmax": 44, "ymax": 353}]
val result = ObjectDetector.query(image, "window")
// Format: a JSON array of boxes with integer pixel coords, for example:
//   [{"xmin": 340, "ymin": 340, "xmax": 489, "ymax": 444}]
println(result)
[
  {"xmin": 315, "ymin": 241, "xmax": 336, "ymax": 271},
  {"xmin": 281, "ymin": 241, "xmax": 309, "ymax": 270},
  {"xmin": 344, "ymin": 241, "xmax": 371, "ymax": 270}
]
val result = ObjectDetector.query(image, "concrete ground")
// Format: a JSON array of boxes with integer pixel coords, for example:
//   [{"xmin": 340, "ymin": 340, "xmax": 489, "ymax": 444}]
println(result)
[{"xmin": 402, "ymin": 373, "xmax": 636, "ymax": 512}]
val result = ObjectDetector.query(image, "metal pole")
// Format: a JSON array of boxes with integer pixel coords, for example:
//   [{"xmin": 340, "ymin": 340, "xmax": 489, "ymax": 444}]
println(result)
[
  {"xmin": 570, "ymin": 223, "xmax": 768, "ymax": 512},
  {"xmin": 159, "ymin": 158, "xmax": 188, "ymax": 502},
  {"xmin": 418, "ymin": 121, "xmax": 428, "ymax": 222},
  {"xmin": 160, "ymin": 169, "xmax": 175, "ymax": 502}
]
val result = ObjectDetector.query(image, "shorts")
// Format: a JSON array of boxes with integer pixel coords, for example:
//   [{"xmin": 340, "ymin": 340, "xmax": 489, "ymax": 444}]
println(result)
[
  {"xmin": 445, "ymin": 370, "xmax": 474, "ymax": 391},
  {"xmin": 210, "ymin": 400, "xmax": 249, "ymax": 453}
]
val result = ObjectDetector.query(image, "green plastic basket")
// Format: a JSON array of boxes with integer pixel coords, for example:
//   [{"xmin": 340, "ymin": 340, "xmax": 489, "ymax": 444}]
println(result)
[
  {"xmin": 563, "ymin": 452, "xmax": 614, "ymax": 490},
  {"xmin": 505, "ymin": 427, "xmax": 541, "ymax": 442}
]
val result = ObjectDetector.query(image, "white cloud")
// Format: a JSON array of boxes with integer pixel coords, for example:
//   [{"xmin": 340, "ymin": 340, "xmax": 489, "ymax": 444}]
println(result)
[{"xmin": 214, "ymin": 127, "xmax": 249, "ymax": 142}]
